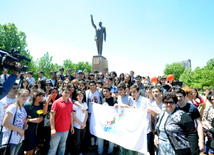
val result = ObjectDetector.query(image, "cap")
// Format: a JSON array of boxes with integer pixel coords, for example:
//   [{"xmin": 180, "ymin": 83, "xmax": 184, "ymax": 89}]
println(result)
[
  {"xmin": 77, "ymin": 70, "xmax": 84, "ymax": 74},
  {"xmin": 38, "ymin": 71, "xmax": 44, "ymax": 74},
  {"xmin": 89, "ymin": 73, "xmax": 94, "ymax": 76}
]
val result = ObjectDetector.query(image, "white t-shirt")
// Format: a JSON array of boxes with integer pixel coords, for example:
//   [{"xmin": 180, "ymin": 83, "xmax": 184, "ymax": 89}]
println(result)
[
  {"xmin": 88, "ymin": 90, "xmax": 100, "ymax": 113},
  {"xmin": 73, "ymin": 101, "xmax": 88, "ymax": 129},
  {"xmin": 117, "ymin": 94, "xmax": 134, "ymax": 107},
  {"xmin": 133, "ymin": 95, "xmax": 152, "ymax": 133},
  {"xmin": 2, "ymin": 104, "xmax": 27, "ymax": 145},
  {"xmin": 0, "ymin": 96, "xmax": 16, "ymax": 131},
  {"xmin": 151, "ymin": 100, "xmax": 164, "ymax": 115}
]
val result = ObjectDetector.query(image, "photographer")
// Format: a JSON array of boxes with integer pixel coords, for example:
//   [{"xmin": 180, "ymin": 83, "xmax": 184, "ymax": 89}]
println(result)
[{"xmin": 0, "ymin": 63, "xmax": 21, "ymax": 100}]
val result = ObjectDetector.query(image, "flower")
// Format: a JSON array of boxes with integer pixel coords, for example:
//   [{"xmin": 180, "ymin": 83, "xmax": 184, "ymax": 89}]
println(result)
[
  {"xmin": 36, "ymin": 109, "xmax": 43, "ymax": 135},
  {"xmin": 37, "ymin": 110, "xmax": 43, "ymax": 115}
]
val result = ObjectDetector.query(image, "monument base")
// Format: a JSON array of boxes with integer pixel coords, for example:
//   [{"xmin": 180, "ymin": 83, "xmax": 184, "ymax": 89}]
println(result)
[{"xmin": 92, "ymin": 55, "xmax": 108, "ymax": 74}]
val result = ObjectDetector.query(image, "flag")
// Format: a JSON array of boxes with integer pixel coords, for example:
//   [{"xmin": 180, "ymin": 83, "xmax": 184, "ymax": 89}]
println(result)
[{"xmin": 90, "ymin": 104, "xmax": 147, "ymax": 153}]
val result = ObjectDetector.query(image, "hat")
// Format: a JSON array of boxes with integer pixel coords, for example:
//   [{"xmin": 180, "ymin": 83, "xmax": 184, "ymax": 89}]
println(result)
[
  {"xmin": 94, "ymin": 70, "xmax": 99, "ymax": 73},
  {"xmin": 38, "ymin": 71, "xmax": 44, "ymax": 74},
  {"xmin": 89, "ymin": 73, "xmax": 94, "ymax": 76},
  {"xmin": 2, "ymin": 68, "xmax": 8, "ymax": 72},
  {"xmin": 77, "ymin": 70, "xmax": 84, "ymax": 74}
]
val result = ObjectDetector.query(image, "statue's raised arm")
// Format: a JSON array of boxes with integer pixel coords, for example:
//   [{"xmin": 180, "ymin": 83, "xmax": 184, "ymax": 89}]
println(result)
[{"xmin": 90, "ymin": 14, "xmax": 96, "ymax": 29}]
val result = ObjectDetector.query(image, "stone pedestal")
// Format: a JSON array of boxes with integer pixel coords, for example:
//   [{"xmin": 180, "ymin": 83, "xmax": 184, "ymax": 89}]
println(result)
[{"xmin": 92, "ymin": 55, "xmax": 108, "ymax": 73}]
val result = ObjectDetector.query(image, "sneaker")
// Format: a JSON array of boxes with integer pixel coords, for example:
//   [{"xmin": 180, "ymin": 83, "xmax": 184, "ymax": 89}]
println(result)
[{"xmin": 91, "ymin": 137, "xmax": 95, "ymax": 146}]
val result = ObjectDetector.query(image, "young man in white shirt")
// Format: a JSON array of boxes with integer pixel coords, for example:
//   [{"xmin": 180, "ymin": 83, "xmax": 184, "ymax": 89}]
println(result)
[
  {"xmin": 27, "ymin": 71, "xmax": 35, "ymax": 85},
  {"xmin": 130, "ymin": 85, "xmax": 156, "ymax": 155},
  {"xmin": 85, "ymin": 80, "xmax": 103, "ymax": 145},
  {"xmin": 0, "ymin": 83, "xmax": 18, "ymax": 144},
  {"xmin": 73, "ymin": 91, "xmax": 88, "ymax": 155}
]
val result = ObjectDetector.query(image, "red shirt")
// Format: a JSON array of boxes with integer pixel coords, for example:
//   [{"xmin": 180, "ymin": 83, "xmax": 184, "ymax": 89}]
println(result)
[{"xmin": 51, "ymin": 97, "xmax": 73, "ymax": 132}]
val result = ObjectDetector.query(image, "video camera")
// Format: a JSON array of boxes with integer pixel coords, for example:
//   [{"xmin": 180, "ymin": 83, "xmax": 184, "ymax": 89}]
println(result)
[{"xmin": 0, "ymin": 48, "xmax": 31, "ymax": 72}]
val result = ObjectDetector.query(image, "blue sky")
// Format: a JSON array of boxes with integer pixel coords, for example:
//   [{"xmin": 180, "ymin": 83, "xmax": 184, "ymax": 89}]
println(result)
[{"xmin": 0, "ymin": 0, "xmax": 213, "ymax": 76}]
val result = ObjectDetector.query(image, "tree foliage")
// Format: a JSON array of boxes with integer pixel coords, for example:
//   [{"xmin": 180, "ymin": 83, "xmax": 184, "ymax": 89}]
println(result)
[
  {"xmin": 0, "ymin": 23, "xmax": 34, "ymax": 73},
  {"xmin": 0, "ymin": 23, "xmax": 92, "ymax": 80},
  {"xmin": 163, "ymin": 62, "xmax": 185, "ymax": 80},
  {"xmin": 179, "ymin": 59, "xmax": 214, "ymax": 89}
]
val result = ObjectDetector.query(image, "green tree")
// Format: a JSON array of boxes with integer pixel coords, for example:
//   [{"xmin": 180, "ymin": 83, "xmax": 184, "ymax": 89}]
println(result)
[
  {"xmin": 163, "ymin": 62, "xmax": 185, "ymax": 80},
  {"xmin": 62, "ymin": 60, "xmax": 92, "ymax": 75},
  {"xmin": 0, "ymin": 23, "xmax": 34, "ymax": 73},
  {"xmin": 36, "ymin": 52, "xmax": 56, "ymax": 79},
  {"xmin": 179, "ymin": 68, "xmax": 193, "ymax": 87}
]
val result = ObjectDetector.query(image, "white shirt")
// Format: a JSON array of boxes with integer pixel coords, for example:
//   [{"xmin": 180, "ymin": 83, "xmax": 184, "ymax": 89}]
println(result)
[
  {"xmin": 2, "ymin": 104, "xmax": 27, "ymax": 145},
  {"xmin": 73, "ymin": 101, "xmax": 88, "ymax": 129},
  {"xmin": 151, "ymin": 100, "xmax": 165, "ymax": 115},
  {"xmin": 117, "ymin": 94, "xmax": 134, "ymax": 107},
  {"xmin": 133, "ymin": 95, "xmax": 152, "ymax": 133},
  {"xmin": 0, "ymin": 96, "xmax": 16, "ymax": 131},
  {"xmin": 0, "ymin": 74, "xmax": 10, "ymax": 85},
  {"xmin": 27, "ymin": 76, "xmax": 35, "ymax": 85},
  {"xmin": 88, "ymin": 90, "xmax": 100, "ymax": 113}
]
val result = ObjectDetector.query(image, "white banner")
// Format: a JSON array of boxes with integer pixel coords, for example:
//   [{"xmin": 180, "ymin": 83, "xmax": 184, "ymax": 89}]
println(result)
[{"xmin": 90, "ymin": 104, "xmax": 147, "ymax": 154}]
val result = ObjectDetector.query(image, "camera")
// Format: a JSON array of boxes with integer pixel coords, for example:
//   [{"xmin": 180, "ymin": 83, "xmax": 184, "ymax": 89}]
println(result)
[{"xmin": 0, "ymin": 48, "xmax": 31, "ymax": 72}]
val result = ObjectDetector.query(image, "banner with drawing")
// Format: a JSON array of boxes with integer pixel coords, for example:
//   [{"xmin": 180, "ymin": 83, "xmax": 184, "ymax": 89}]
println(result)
[{"xmin": 90, "ymin": 104, "xmax": 147, "ymax": 153}]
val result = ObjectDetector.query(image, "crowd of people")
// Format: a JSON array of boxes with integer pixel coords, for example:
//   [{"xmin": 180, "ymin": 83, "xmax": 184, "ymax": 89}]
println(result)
[{"xmin": 0, "ymin": 67, "xmax": 214, "ymax": 155}]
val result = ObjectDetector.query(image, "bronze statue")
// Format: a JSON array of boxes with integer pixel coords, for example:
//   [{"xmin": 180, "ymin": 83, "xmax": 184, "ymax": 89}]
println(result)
[{"xmin": 90, "ymin": 14, "xmax": 106, "ymax": 56}]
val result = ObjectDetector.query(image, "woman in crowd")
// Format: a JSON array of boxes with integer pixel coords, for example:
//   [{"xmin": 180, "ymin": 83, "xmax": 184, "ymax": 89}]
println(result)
[
  {"xmin": 84, "ymin": 72, "xmax": 89, "ymax": 80},
  {"xmin": 41, "ymin": 87, "xmax": 59, "ymax": 154},
  {"xmin": 154, "ymin": 92, "xmax": 199, "ymax": 155},
  {"xmin": 56, "ymin": 74, "xmax": 62, "ymax": 81},
  {"xmin": 124, "ymin": 74, "xmax": 132, "ymax": 86},
  {"xmin": 24, "ymin": 89, "xmax": 47, "ymax": 155},
  {"xmin": 36, "ymin": 79, "xmax": 46, "ymax": 90},
  {"xmin": 192, "ymin": 88, "xmax": 204, "ymax": 107},
  {"xmin": 119, "ymin": 73, "xmax": 125, "ymax": 82},
  {"xmin": 192, "ymin": 88, "xmax": 205, "ymax": 116},
  {"xmin": 20, "ymin": 79, "xmax": 29, "ymax": 89},
  {"xmin": 2, "ymin": 89, "xmax": 29, "ymax": 155},
  {"xmin": 56, "ymin": 79, "xmax": 63, "ymax": 89},
  {"xmin": 113, "ymin": 77, "xmax": 120, "ymax": 86},
  {"xmin": 44, "ymin": 81, "xmax": 53, "ymax": 99},
  {"xmin": 72, "ymin": 79, "xmax": 79, "ymax": 89},
  {"xmin": 202, "ymin": 93, "xmax": 214, "ymax": 155},
  {"xmin": 28, "ymin": 84, "xmax": 38, "ymax": 102}
]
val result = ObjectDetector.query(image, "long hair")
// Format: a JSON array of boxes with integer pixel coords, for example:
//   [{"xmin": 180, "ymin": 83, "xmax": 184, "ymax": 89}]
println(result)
[
  {"xmin": 30, "ymin": 89, "xmax": 45, "ymax": 109},
  {"xmin": 20, "ymin": 79, "xmax": 29, "ymax": 89},
  {"xmin": 14, "ymin": 89, "xmax": 29, "ymax": 108}
]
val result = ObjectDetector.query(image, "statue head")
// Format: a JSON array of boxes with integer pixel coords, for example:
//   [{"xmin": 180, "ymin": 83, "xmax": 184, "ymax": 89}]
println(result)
[{"xmin": 99, "ymin": 21, "xmax": 102, "ymax": 27}]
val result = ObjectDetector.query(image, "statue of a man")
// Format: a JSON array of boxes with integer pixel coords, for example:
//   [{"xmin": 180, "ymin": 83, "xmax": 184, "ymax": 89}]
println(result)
[{"xmin": 90, "ymin": 14, "xmax": 106, "ymax": 56}]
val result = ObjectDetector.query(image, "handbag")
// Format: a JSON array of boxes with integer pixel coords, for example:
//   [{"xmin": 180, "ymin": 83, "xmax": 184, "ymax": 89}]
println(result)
[{"xmin": 0, "ymin": 108, "xmax": 17, "ymax": 155}]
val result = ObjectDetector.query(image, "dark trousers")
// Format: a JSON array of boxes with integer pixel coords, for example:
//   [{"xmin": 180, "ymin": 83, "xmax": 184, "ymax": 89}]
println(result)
[{"xmin": 73, "ymin": 127, "xmax": 86, "ymax": 155}]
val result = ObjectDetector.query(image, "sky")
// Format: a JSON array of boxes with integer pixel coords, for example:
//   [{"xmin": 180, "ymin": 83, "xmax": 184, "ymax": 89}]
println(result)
[{"xmin": 0, "ymin": 0, "xmax": 214, "ymax": 77}]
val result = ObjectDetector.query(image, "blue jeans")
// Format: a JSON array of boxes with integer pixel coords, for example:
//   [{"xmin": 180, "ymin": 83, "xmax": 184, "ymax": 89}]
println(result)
[
  {"xmin": 48, "ymin": 131, "xmax": 69, "ymax": 155},
  {"xmin": 203, "ymin": 140, "xmax": 214, "ymax": 154},
  {"xmin": 97, "ymin": 137, "xmax": 114, "ymax": 154},
  {"xmin": 10, "ymin": 142, "xmax": 23, "ymax": 155}
]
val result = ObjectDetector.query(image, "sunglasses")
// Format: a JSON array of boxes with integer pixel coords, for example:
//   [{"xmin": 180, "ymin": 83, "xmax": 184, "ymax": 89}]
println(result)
[{"xmin": 163, "ymin": 101, "xmax": 175, "ymax": 105}]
